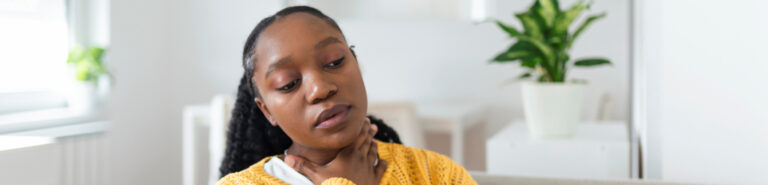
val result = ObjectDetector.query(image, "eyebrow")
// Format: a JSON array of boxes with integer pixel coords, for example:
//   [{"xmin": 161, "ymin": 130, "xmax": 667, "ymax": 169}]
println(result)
[
  {"xmin": 264, "ymin": 36, "xmax": 343, "ymax": 78},
  {"xmin": 314, "ymin": 36, "xmax": 342, "ymax": 50},
  {"xmin": 265, "ymin": 56, "xmax": 292, "ymax": 78}
]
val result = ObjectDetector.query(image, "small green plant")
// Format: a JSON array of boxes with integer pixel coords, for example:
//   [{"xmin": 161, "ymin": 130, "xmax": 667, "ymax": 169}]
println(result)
[
  {"xmin": 492, "ymin": 0, "xmax": 611, "ymax": 82},
  {"xmin": 67, "ymin": 45, "xmax": 108, "ymax": 84}
]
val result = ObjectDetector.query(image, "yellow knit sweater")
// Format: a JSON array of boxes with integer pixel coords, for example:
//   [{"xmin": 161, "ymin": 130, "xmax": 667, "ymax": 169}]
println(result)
[{"xmin": 217, "ymin": 140, "xmax": 477, "ymax": 185}]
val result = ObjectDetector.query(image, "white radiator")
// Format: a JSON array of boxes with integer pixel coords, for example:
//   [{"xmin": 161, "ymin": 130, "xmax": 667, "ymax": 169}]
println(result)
[
  {"xmin": 59, "ymin": 134, "xmax": 108, "ymax": 185},
  {"xmin": 0, "ymin": 122, "xmax": 109, "ymax": 185}
]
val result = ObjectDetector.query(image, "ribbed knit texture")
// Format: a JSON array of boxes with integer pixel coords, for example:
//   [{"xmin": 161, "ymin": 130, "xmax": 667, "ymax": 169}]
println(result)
[{"xmin": 217, "ymin": 140, "xmax": 477, "ymax": 185}]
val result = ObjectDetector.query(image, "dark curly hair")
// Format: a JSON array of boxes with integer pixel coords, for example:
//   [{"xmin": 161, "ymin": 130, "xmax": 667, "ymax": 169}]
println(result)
[{"xmin": 219, "ymin": 6, "xmax": 402, "ymax": 177}]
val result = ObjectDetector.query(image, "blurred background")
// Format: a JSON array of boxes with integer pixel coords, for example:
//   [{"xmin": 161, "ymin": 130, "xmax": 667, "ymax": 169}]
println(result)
[{"xmin": 0, "ymin": 0, "xmax": 766, "ymax": 185}]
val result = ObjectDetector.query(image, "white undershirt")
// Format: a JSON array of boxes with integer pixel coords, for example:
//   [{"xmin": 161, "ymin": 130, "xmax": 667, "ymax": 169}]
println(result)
[{"xmin": 263, "ymin": 157, "xmax": 314, "ymax": 185}]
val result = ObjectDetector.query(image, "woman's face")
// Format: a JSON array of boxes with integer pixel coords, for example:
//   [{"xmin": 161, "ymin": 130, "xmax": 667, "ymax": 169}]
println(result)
[{"xmin": 252, "ymin": 13, "xmax": 368, "ymax": 150}]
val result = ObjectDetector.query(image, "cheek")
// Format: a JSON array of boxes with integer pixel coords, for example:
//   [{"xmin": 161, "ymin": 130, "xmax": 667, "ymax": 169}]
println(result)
[
  {"xmin": 266, "ymin": 95, "xmax": 308, "ymax": 133},
  {"xmin": 272, "ymin": 106, "xmax": 316, "ymax": 145},
  {"xmin": 337, "ymin": 63, "xmax": 369, "ymax": 129},
  {"xmin": 346, "ymin": 64, "xmax": 367, "ymax": 107}
]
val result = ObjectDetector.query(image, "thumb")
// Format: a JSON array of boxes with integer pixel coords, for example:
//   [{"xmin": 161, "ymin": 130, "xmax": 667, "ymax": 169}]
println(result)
[{"xmin": 284, "ymin": 155, "xmax": 317, "ymax": 175}]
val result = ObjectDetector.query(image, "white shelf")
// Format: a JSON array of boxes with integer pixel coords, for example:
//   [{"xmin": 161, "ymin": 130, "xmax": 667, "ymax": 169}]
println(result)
[{"xmin": 487, "ymin": 121, "xmax": 630, "ymax": 179}]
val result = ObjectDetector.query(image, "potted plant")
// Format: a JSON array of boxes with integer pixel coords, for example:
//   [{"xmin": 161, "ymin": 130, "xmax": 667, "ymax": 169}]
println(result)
[
  {"xmin": 66, "ymin": 45, "xmax": 109, "ymax": 113},
  {"xmin": 491, "ymin": 0, "xmax": 611, "ymax": 138}
]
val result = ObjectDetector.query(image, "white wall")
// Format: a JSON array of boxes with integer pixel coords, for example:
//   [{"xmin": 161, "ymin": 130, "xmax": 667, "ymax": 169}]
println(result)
[
  {"xmin": 107, "ymin": 0, "xmax": 280, "ymax": 184},
  {"xmin": 0, "ymin": 144, "xmax": 61, "ymax": 185},
  {"xmin": 639, "ymin": 0, "xmax": 768, "ymax": 184},
  {"xmin": 306, "ymin": 0, "xmax": 471, "ymax": 21},
  {"xmin": 105, "ymin": 0, "xmax": 630, "ymax": 184},
  {"xmin": 343, "ymin": 0, "xmax": 631, "ymax": 121}
]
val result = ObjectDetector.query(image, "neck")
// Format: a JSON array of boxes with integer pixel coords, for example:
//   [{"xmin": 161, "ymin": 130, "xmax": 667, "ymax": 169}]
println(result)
[{"xmin": 284, "ymin": 143, "xmax": 341, "ymax": 165}]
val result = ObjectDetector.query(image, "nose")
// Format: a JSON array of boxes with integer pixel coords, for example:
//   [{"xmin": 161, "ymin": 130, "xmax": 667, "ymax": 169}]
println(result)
[{"xmin": 305, "ymin": 72, "xmax": 338, "ymax": 104}]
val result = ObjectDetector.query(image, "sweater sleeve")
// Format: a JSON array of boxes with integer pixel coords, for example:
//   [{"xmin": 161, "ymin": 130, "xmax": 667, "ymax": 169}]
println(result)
[
  {"xmin": 215, "ymin": 174, "xmax": 246, "ymax": 185},
  {"xmin": 321, "ymin": 177, "xmax": 357, "ymax": 185},
  {"xmin": 427, "ymin": 151, "xmax": 478, "ymax": 185}
]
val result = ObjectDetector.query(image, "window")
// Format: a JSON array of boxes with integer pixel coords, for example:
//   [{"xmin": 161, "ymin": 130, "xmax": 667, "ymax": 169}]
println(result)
[
  {"xmin": 0, "ymin": 0, "xmax": 73, "ymax": 131},
  {"xmin": 0, "ymin": 0, "xmax": 70, "ymax": 113}
]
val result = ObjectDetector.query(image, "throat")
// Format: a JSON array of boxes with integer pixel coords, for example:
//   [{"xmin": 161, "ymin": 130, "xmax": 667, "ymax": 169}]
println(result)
[{"xmin": 283, "ymin": 144, "xmax": 342, "ymax": 165}]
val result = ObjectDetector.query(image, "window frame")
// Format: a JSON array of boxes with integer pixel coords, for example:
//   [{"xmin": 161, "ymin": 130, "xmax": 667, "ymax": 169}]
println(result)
[{"xmin": 0, "ymin": 0, "xmax": 109, "ymax": 134}]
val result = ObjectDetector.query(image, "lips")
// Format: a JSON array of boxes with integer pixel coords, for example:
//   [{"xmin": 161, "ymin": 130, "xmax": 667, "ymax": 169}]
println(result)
[{"xmin": 315, "ymin": 104, "xmax": 351, "ymax": 129}]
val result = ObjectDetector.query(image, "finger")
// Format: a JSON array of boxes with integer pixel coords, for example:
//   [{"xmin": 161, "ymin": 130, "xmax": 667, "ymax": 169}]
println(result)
[
  {"xmin": 360, "ymin": 136, "xmax": 373, "ymax": 159},
  {"xmin": 284, "ymin": 155, "xmax": 317, "ymax": 176},
  {"xmin": 361, "ymin": 124, "xmax": 378, "ymax": 158},
  {"xmin": 374, "ymin": 159, "xmax": 387, "ymax": 177},
  {"xmin": 369, "ymin": 123, "xmax": 378, "ymax": 137},
  {"xmin": 368, "ymin": 140, "xmax": 378, "ymax": 166},
  {"xmin": 339, "ymin": 121, "xmax": 371, "ymax": 156},
  {"xmin": 370, "ymin": 139, "xmax": 378, "ymax": 155},
  {"xmin": 358, "ymin": 123, "xmax": 377, "ymax": 160}
]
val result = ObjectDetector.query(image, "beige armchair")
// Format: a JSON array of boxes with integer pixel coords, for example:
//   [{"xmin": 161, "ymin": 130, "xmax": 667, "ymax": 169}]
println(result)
[{"xmin": 367, "ymin": 102, "xmax": 425, "ymax": 149}]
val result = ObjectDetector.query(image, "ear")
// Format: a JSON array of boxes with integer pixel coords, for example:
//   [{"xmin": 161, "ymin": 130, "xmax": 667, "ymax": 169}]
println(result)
[{"xmin": 254, "ymin": 97, "xmax": 278, "ymax": 126}]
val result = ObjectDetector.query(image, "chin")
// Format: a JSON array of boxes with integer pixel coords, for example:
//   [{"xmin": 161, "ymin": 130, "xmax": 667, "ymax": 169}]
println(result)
[{"xmin": 317, "ymin": 115, "xmax": 366, "ymax": 149}]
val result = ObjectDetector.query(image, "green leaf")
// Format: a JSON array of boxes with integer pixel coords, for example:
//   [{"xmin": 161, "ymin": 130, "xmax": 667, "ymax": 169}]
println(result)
[
  {"xmin": 495, "ymin": 20, "xmax": 521, "ymax": 38},
  {"xmin": 574, "ymin": 58, "xmax": 612, "ymax": 67},
  {"xmin": 521, "ymin": 57, "xmax": 541, "ymax": 68},
  {"xmin": 553, "ymin": 1, "xmax": 586, "ymax": 36},
  {"xmin": 490, "ymin": 0, "xmax": 609, "ymax": 84},
  {"xmin": 535, "ymin": 0, "xmax": 559, "ymax": 28},
  {"xmin": 67, "ymin": 45, "xmax": 108, "ymax": 82},
  {"xmin": 493, "ymin": 50, "xmax": 531, "ymax": 62},
  {"xmin": 67, "ymin": 45, "xmax": 85, "ymax": 64},
  {"xmin": 492, "ymin": 40, "xmax": 542, "ymax": 62},
  {"xmin": 516, "ymin": 35, "xmax": 555, "ymax": 66},
  {"xmin": 548, "ymin": 37, "xmax": 563, "ymax": 45},
  {"xmin": 75, "ymin": 61, "xmax": 90, "ymax": 81},
  {"xmin": 516, "ymin": 12, "xmax": 543, "ymax": 39},
  {"xmin": 508, "ymin": 40, "xmax": 537, "ymax": 51},
  {"xmin": 509, "ymin": 41, "xmax": 542, "ymax": 68},
  {"xmin": 513, "ymin": 36, "xmax": 555, "ymax": 79},
  {"xmin": 568, "ymin": 13, "xmax": 606, "ymax": 48},
  {"xmin": 88, "ymin": 47, "xmax": 105, "ymax": 62},
  {"xmin": 518, "ymin": 72, "xmax": 532, "ymax": 79}
]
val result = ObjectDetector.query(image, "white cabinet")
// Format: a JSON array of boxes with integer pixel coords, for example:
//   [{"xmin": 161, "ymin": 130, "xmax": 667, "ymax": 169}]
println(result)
[{"xmin": 487, "ymin": 121, "xmax": 629, "ymax": 179}]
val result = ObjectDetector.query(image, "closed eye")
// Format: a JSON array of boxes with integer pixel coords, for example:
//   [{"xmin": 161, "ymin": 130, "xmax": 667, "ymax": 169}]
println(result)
[
  {"xmin": 325, "ymin": 57, "xmax": 344, "ymax": 69},
  {"xmin": 277, "ymin": 79, "xmax": 300, "ymax": 92}
]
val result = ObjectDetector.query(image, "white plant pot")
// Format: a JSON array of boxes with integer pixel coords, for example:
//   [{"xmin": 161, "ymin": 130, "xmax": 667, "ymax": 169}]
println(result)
[
  {"xmin": 67, "ymin": 81, "xmax": 98, "ymax": 114},
  {"xmin": 521, "ymin": 82, "xmax": 585, "ymax": 139}
]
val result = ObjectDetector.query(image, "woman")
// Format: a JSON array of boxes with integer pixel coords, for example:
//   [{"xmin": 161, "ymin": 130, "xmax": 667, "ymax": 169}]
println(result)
[{"xmin": 217, "ymin": 6, "xmax": 476, "ymax": 185}]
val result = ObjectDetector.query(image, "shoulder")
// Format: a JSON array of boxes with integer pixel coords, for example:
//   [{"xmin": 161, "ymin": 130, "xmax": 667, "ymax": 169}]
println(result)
[
  {"xmin": 216, "ymin": 174, "xmax": 247, "ymax": 185},
  {"xmin": 376, "ymin": 140, "xmax": 477, "ymax": 184},
  {"xmin": 216, "ymin": 156, "xmax": 284, "ymax": 185},
  {"xmin": 376, "ymin": 140, "xmax": 453, "ymax": 163}
]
